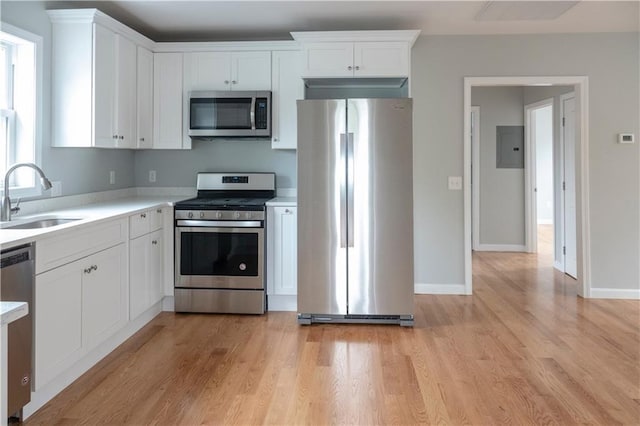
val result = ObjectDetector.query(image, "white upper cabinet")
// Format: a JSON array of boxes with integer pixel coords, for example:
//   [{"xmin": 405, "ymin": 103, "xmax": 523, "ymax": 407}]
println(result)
[
  {"xmin": 185, "ymin": 51, "xmax": 271, "ymax": 91},
  {"xmin": 136, "ymin": 46, "xmax": 154, "ymax": 149},
  {"xmin": 271, "ymin": 50, "xmax": 304, "ymax": 149},
  {"xmin": 291, "ymin": 31, "xmax": 420, "ymax": 79},
  {"xmin": 153, "ymin": 52, "xmax": 188, "ymax": 149},
  {"xmin": 48, "ymin": 9, "xmax": 155, "ymax": 148}
]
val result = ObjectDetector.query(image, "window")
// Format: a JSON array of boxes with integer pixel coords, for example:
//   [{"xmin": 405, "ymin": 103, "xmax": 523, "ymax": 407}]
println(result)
[{"xmin": 0, "ymin": 23, "xmax": 42, "ymax": 197}]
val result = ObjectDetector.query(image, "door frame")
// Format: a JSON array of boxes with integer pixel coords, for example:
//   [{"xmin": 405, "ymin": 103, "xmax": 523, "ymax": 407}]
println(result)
[
  {"xmin": 524, "ymin": 97, "xmax": 554, "ymax": 254},
  {"xmin": 471, "ymin": 105, "xmax": 480, "ymax": 250},
  {"xmin": 463, "ymin": 76, "xmax": 591, "ymax": 298}
]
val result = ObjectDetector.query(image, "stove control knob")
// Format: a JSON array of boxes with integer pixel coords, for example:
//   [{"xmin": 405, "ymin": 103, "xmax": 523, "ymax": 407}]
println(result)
[
  {"xmin": 234, "ymin": 212, "xmax": 241, "ymax": 219},
  {"xmin": 188, "ymin": 212, "xmax": 194, "ymax": 219},
  {"xmin": 245, "ymin": 212, "xmax": 252, "ymax": 219},
  {"xmin": 200, "ymin": 212, "xmax": 205, "ymax": 219},
  {"xmin": 216, "ymin": 212, "xmax": 223, "ymax": 219}
]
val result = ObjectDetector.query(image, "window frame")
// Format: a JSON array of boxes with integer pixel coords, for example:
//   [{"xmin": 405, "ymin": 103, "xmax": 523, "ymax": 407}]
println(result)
[{"xmin": 0, "ymin": 22, "xmax": 43, "ymax": 199}]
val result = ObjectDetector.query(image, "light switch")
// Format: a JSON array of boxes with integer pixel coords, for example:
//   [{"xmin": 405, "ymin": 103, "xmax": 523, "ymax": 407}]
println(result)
[
  {"xmin": 109, "ymin": 170, "xmax": 115, "ymax": 185},
  {"xmin": 448, "ymin": 176, "xmax": 462, "ymax": 190}
]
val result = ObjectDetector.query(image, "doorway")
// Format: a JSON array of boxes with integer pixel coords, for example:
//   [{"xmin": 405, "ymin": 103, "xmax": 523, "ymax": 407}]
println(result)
[{"xmin": 463, "ymin": 76, "xmax": 591, "ymax": 298}]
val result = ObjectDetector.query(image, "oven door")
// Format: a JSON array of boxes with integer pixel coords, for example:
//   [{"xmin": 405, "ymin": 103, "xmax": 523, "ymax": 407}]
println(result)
[{"xmin": 175, "ymin": 223, "xmax": 264, "ymax": 290}]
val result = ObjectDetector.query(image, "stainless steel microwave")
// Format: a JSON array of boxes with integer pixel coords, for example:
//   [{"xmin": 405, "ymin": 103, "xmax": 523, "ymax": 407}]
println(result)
[{"xmin": 188, "ymin": 91, "xmax": 271, "ymax": 138}]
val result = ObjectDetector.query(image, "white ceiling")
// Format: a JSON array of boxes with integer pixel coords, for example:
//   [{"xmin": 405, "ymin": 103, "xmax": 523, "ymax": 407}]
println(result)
[{"xmin": 42, "ymin": 0, "xmax": 639, "ymax": 42}]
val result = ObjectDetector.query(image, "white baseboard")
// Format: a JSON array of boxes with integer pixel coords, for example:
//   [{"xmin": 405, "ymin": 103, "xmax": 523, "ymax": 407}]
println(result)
[
  {"xmin": 267, "ymin": 295, "xmax": 297, "ymax": 311},
  {"xmin": 475, "ymin": 244, "xmax": 527, "ymax": 252},
  {"xmin": 414, "ymin": 283, "xmax": 468, "ymax": 295},
  {"xmin": 162, "ymin": 295, "xmax": 175, "ymax": 311},
  {"xmin": 589, "ymin": 288, "xmax": 640, "ymax": 300}
]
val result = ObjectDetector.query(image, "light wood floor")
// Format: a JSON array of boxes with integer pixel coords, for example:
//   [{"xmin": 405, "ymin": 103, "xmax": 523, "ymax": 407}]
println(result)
[{"xmin": 26, "ymin": 239, "xmax": 639, "ymax": 425}]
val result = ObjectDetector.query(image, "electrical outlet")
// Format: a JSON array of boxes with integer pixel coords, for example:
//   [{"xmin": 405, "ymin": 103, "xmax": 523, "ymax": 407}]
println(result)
[
  {"xmin": 149, "ymin": 170, "xmax": 156, "ymax": 183},
  {"xmin": 109, "ymin": 170, "xmax": 115, "ymax": 185},
  {"xmin": 50, "ymin": 181, "xmax": 62, "ymax": 197},
  {"xmin": 448, "ymin": 176, "xmax": 463, "ymax": 190}
]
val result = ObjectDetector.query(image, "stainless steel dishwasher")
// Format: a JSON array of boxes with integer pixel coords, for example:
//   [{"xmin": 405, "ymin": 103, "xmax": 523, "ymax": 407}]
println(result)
[{"xmin": 1, "ymin": 243, "xmax": 34, "ymax": 419}]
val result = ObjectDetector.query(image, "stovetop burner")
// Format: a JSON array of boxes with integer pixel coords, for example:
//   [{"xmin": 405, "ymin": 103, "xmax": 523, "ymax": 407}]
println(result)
[{"xmin": 175, "ymin": 197, "xmax": 272, "ymax": 211}]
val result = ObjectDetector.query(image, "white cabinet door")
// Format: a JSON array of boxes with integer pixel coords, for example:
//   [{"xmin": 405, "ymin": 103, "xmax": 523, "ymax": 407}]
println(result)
[
  {"xmin": 129, "ymin": 235, "xmax": 148, "ymax": 320},
  {"xmin": 301, "ymin": 42, "xmax": 354, "ymax": 78},
  {"xmin": 149, "ymin": 229, "xmax": 164, "ymax": 305},
  {"xmin": 153, "ymin": 52, "xmax": 187, "ymax": 149},
  {"xmin": 186, "ymin": 51, "xmax": 232, "ymax": 91},
  {"xmin": 93, "ymin": 24, "xmax": 117, "ymax": 148},
  {"xmin": 34, "ymin": 263, "xmax": 83, "ymax": 390},
  {"xmin": 272, "ymin": 206, "xmax": 297, "ymax": 295},
  {"xmin": 271, "ymin": 51, "xmax": 303, "ymax": 149},
  {"xmin": 136, "ymin": 46, "xmax": 154, "ymax": 149},
  {"xmin": 82, "ymin": 244, "xmax": 128, "ymax": 351},
  {"xmin": 353, "ymin": 42, "xmax": 409, "ymax": 77},
  {"xmin": 115, "ymin": 34, "xmax": 137, "ymax": 148},
  {"xmin": 231, "ymin": 51, "xmax": 271, "ymax": 90}
]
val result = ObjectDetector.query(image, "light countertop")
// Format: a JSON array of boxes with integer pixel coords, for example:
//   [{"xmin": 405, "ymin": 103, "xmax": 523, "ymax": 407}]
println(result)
[
  {"xmin": 266, "ymin": 197, "xmax": 297, "ymax": 207},
  {"xmin": 0, "ymin": 302, "xmax": 28, "ymax": 326},
  {"xmin": 0, "ymin": 195, "xmax": 188, "ymax": 250}
]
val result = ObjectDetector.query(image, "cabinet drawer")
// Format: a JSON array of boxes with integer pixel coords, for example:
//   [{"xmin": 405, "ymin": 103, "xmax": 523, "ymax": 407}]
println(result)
[
  {"xmin": 36, "ymin": 219, "xmax": 126, "ymax": 274},
  {"xmin": 129, "ymin": 210, "xmax": 151, "ymax": 238}
]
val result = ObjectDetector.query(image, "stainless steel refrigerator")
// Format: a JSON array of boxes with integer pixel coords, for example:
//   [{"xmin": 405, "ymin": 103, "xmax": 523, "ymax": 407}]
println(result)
[{"xmin": 297, "ymin": 98, "xmax": 414, "ymax": 326}]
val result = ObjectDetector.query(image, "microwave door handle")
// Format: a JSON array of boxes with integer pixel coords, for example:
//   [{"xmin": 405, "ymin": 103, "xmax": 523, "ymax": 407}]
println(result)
[{"xmin": 250, "ymin": 97, "xmax": 256, "ymax": 130}]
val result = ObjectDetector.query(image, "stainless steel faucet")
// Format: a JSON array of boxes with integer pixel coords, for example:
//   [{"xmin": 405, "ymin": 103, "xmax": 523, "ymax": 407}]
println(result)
[{"xmin": 1, "ymin": 163, "xmax": 53, "ymax": 221}]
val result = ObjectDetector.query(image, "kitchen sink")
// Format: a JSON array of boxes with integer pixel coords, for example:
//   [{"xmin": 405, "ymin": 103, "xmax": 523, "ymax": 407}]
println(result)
[{"xmin": 1, "ymin": 218, "xmax": 82, "ymax": 230}]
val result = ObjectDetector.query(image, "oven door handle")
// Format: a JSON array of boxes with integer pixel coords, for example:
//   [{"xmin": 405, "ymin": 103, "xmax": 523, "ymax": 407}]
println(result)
[{"xmin": 176, "ymin": 220, "xmax": 263, "ymax": 228}]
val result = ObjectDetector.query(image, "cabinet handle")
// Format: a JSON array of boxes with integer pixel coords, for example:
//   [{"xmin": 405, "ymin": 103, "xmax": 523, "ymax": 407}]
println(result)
[
  {"xmin": 347, "ymin": 66, "xmax": 353, "ymax": 71},
  {"xmin": 232, "ymin": 80, "xmax": 237, "ymax": 84},
  {"xmin": 355, "ymin": 65, "xmax": 360, "ymax": 71},
  {"xmin": 140, "ymin": 137, "xmax": 145, "ymax": 142},
  {"xmin": 156, "ymin": 209, "xmax": 162, "ymax": 213},
  {"xmin": 152, "ymin": 240, "xmax": 158, "ymax": 245},
  {"xmin": 92, "ymin": 265, "xmax": 98, "ymax": 271},
  {"xmin": 112, "ymin": 135, "xmax": 118, "ymax": 139},
  {"xmin": 141, "ymin": 213, "xmax": 146, "ymax": 218},
  {"xmin": 224, "ymin": 80, "xmax": 229, "ymax": 84},
  {"xmin": 119, "ymin": 136, "xmax": 124, "ymax": 140},
  {"xmin": 84, "ymin": 267, "xmax": 92, "ymax": 274}
]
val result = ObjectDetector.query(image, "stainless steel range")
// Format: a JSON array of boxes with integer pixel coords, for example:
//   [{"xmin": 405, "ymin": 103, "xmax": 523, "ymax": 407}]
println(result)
[{"xmin": 174, "ymin": 173, "xmax": 275, "ymax": 314}]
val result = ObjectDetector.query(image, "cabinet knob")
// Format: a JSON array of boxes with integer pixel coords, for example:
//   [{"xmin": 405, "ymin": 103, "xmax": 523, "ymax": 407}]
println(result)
[
  {"xmin": 152, "ymin": 240, "xmax": 158, "ymax": 245},
  {"xmin": 273, "ymin": 137, "xmax": 278, "ymax": 142},
  {"xmin": 156, "ymin": 209, "xmax": 162, "ymax": 213},
  {"xmin": 141, "ymin": 213, "xmax": 146, "ymax": 218},
  {"xmin": 355, "ymin": 65, "xmax": 360, "ymax": 71},
  {"xmin": 84, "ymin": 267, "xmax": 92, "ymax": 274},
  {"xmin": 140, "ymin": 137, "xmax": 145, "ymax": 142},
  {"xmin": 112, "ymin": 135, "xmax": 118, "ymax": 139},
  {"xmin": 224, "ymin": 80, "xmax": 230, "ymax": 84},
  {"xmin": 285, "ymin": 209, "xmax": 291, "ymax": 214},
  {"xmin": 92, "ymin": 265, "xmax": 98, "ymax": 271},
  {"xmin": 232, "ymin": 80, "xmax": 237, "ymax": 84}
]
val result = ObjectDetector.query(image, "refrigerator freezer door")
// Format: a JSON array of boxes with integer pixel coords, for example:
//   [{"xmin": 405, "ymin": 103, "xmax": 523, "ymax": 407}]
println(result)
[
  {"xmin": 346, "ymin": 98, "xmax": 414, "ymax": 316},
  {"xmin": 297, "ymin": 99, "xmax": 348, "ymax": 315}
]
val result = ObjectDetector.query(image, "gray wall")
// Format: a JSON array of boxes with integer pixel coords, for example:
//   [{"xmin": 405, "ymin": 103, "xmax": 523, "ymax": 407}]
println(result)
[
  {"xmin": 472, "ymin": 86, "xmax": 525, "ymax": 247},
  {"xmin": 412, "ymin": 33, "xmax": 639, "ymax": 291},
  {"xmin": 134, "ymin": 140, "xmax": 297, "ymax": 189},
  {"xmin": 1, "ymin": 1, "xmax": 135, "ymax": 198}
]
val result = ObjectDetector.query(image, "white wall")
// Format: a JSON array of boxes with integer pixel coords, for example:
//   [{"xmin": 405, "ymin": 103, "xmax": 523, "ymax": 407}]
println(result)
[
  {"xmin": 472, "ymin": 86, "xmax": 525, "ymax": 247},
  {"xmin": 412, "ymin": 33, "xmax": 639, "ymax": 293},
  {"xmin": 534, "ymin": 105, "xmax": 553, "ymax": 225}
]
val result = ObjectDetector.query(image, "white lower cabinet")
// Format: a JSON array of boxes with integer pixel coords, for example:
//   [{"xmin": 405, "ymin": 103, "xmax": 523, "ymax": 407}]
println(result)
[
  {"xmin": 35, "ymin": 243, "xmax": 127, "ymax": 390},
  {"xmin": 267, "ymin": 206, "xmax": 297, "ymax": 311},
  {"xmin": 130, "ymin": 229, "xmax": 163, "ymax": 320}
]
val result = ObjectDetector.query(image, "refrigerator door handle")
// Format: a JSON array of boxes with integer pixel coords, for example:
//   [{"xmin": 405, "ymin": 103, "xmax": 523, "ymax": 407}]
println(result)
[
  {"xmin": 347, "ymin": 132, "xmax": 355, "ymax": 247},
  {"xmin": 340, "ymin": 133, "xmax": 347, "ymax": 248}
]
